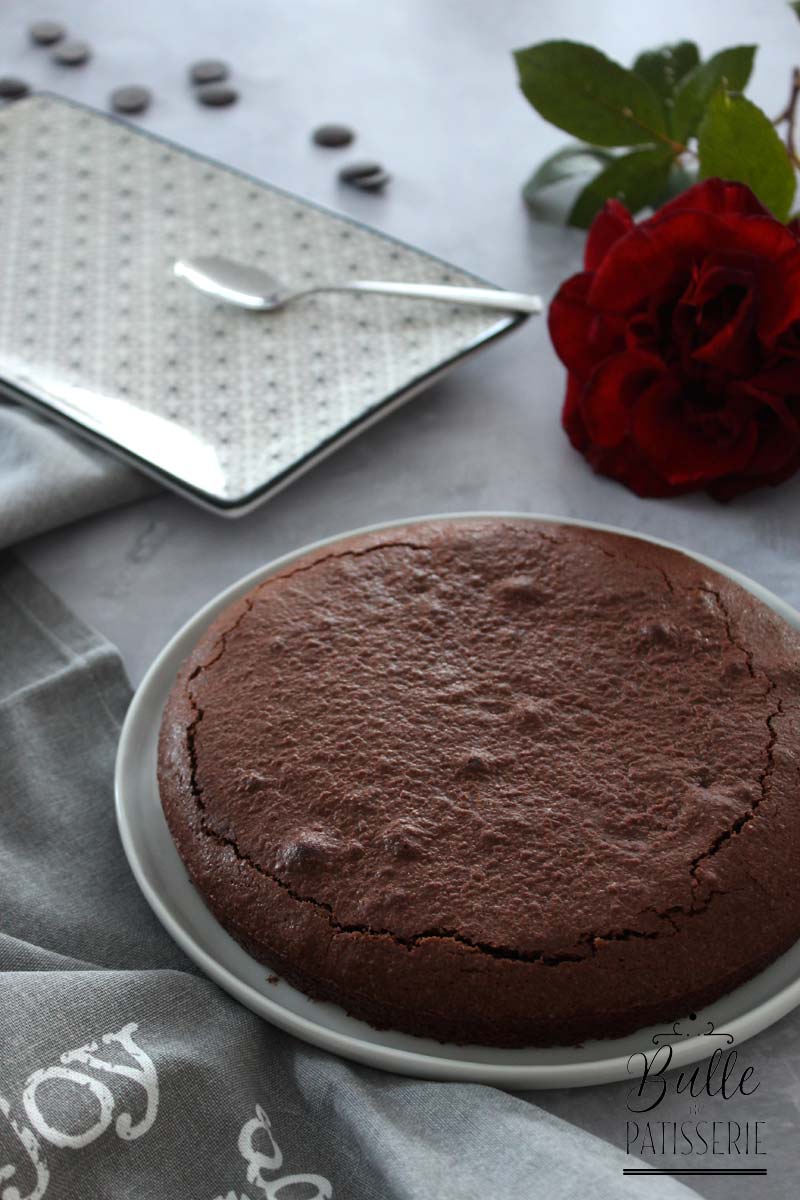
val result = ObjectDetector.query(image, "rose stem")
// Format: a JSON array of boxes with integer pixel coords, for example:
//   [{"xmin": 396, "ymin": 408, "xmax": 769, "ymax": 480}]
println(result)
[{"xmin": 773, "ymin": 66, "xmax": 800, "ymax": 170}]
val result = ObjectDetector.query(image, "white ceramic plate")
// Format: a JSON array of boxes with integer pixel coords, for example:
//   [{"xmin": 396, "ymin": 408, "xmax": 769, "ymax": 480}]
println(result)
[{"xmin": 115, "ymin": 513, "xmax": 800, "ymax": 1088}]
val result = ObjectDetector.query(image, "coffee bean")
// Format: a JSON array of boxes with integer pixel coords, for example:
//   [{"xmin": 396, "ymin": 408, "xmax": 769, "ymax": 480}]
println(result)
[
  {"xmin": 312, "ymin": 123, "xmax": 354, "ymax": 148},
  {"xmin": 30, "ymin": 20, "xmax": 66, "ymax": 45},
  {"xmin": 189, "ymin": 60, "xmax": 229, "ymax": 86},
  {"xmin": 0, "ymin": 78, "xmax": 30, "ymax": 100},
  {"xmin": 111, "ymin": 85, "xmax": 152, "ymax": 115},
  {"xmin": 53, "ymin": 39, "xmax": 91, "ymax": 66},
  {"xmin": 196, "ymin": 82, "xmax": 239, "ymax": 107},
  {"xmin": 338, "ymin": 161, "xmax": 383, "ymax": 182}
]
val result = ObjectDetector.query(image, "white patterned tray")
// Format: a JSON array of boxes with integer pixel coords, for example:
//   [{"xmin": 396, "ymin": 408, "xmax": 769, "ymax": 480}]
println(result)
[{"xmin": 0, "ymin": 94, "xmax": 525, "ymax": 514}]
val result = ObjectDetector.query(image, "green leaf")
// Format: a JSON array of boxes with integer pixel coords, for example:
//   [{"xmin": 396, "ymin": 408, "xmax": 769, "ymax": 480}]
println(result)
[
  {"xmin": 697, "ymin": 90, "xmax": 796, "ymax": 221},
  {"xmin": 522, "ymin": 144, "xmax": 614, "ymax": 204},
  {"xmin": 672, "ymin": 45, "xmax": 756, "ymax": 142},
  {"xmin": 632, "ymin": 42, "xmax": 700, "ymax": 135},
  {"xmin": 568, "ymin": 146, "xmax": 674, "ymax": 227},
  {"xmin": 513, "ymin": 40, "xmax": 669, "ymax": 148},
  {"xmin": 790, "ymin": 1, "xmax": 800, "ymax": 19},
  {"xmin": 633, "ymin": 42, "xmax": 700, "ymax": 102}
]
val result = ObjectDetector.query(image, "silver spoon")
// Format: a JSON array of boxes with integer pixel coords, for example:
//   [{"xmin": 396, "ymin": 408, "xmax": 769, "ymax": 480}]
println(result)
[{"xmin": 174, "ymin": 255, "xmax": 543, "ymax": 315}]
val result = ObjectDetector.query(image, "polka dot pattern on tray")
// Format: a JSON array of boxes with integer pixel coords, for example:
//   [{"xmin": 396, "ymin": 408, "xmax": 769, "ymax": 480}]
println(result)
[{"xmin": 0, "ymin": 95, "xmax": 520, "ymax": 510}]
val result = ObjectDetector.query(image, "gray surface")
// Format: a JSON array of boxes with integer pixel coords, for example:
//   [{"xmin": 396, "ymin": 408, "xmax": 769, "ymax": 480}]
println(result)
[{"xmin": 5, "ymin": 0, "xmax": 800, "ymax": 1192}]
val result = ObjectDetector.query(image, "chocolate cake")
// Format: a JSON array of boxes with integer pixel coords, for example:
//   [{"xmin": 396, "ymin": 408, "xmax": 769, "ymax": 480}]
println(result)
[{"xmin": 157, "ymin": 519, "xmax": 800, "ymax": 1047}]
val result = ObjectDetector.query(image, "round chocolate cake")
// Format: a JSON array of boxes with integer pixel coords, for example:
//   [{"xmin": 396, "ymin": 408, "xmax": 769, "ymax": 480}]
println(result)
[{"xmin": 157, "ymin": 519, "xmax": 800, "ymax": 1047}]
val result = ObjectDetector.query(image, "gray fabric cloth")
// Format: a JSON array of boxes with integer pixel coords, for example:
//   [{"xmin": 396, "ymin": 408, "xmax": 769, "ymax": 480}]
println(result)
[
  {"xmin": 0, "ymin": 404, "xmax": 156, "ymax": 550},
  {"xmin": 0, "ymin": 556, "xmax": 698, "ymax": 1199}
]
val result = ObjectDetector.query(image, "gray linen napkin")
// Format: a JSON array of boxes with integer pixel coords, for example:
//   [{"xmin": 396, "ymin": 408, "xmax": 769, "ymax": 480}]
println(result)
[
  {"xmin": 0, "ymin": 404, "xmax": 156, "ymax": 551},
  {"xmin": 0, "ymin": 557, "xmax": 700, "ymax": 1199}
]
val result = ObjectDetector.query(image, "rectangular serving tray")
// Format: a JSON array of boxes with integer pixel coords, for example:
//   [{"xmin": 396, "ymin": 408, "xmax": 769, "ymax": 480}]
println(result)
[{"xmin": 0, "ymin": 94, "xmax": 526, "ymax": 516}]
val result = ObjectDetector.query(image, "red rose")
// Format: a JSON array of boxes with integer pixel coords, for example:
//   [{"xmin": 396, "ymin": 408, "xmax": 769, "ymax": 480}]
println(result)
[{"xmin": 549, "ymin": 178, "xmax": 800, "ymax": 500}]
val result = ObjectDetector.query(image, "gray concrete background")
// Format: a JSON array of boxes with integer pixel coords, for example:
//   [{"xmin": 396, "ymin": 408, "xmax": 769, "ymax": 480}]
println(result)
[{"xmin": 5, "ymin": 0, "xmax": 800, "ymax": 1192}]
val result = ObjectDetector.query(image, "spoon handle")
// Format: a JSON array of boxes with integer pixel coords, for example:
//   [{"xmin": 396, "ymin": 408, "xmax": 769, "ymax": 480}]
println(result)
[{"xmin": 313, "ymin": 280, "xmax": 543, "ymax": 315}]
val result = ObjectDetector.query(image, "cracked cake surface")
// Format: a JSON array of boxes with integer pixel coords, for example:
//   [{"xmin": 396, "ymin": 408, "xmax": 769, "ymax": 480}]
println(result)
[{"xmin": 157, "ymin": 518, "xmax": 800, "ymax": 1047}]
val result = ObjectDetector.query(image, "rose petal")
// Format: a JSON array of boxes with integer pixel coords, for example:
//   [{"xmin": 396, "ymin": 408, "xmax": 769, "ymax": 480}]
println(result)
[
  {"xmin": 747, "ymin": 424, "xmax": 800, "ymax": 473},
  {"xmin": 692, "ymin": 288, "xmax": 756, "ymax": 376},
  {"xmin": 581, "ymin": 440, "xmax": 689, "ymax": 497},
  {"xmin": 685, "ymin": 259, "xmax": 753, "ymax": 307},
  {"xmin": 580, "ymin": 351, "xmax": 663, "ymax": 448},
  {"xmin": 726, "ymin": 217, "xmax": 799, "ymax": 260},
  {"xmin": 758, "ymin": 252, "xmax": 800, "ymax": 342},
  {"xmin": 590, "ymin": 212, "xmax": 798, "ymax": 315},
  {"xmin": 589, "ymin": 213, "xmax": 719, "ymax": 313},
  {"xmin": 668, "ymin": 256, "xmax": 758, "ymax": 377},
  {"xmin": 548, "ymin": 272, "xmax": 625, "ymax": 376},
  {"xmin": 775, "ymin": 321, "xmax": 800, "ymax": 357},
  {"xmin": 562, "ymin": 373, "xmax": 589, "ymax": 451},
  {"xmin": 632, "ymin": 375, "xmax": 758, "ymax": 485},
  {"xmin": 710, "ymin": 431, "xmax": 800, "ymax": 498},
  {"xmin": 648, "ymin": 178, "xmax": 770, "ymax": 225},
  {"xmin": 584, "ymin": 199, "xmax": 634, "ymax": 271},
  {"xmin": 747, "ymin": 361, "xmax": 800, "ymax": 401}
]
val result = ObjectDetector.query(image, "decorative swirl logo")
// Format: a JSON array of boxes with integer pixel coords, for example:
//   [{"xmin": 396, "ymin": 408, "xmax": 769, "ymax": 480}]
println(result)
[{"xmin": 650, "ymin": 1013, "xmax": 735, "ymax": 1046}]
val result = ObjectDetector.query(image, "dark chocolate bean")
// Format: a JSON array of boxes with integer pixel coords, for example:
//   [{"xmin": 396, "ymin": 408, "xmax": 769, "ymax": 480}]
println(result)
[
  {"xmin": 338, "ymin": 161, "xmax": 391, "ymax": 191},
  {"xmin": 0, "ymin": 78, "xmax": 30, "ymax": 100},
  {"xmin": 30, "ymin": 20, "xmax": 66, "ymax": 45},
  {"xmin": 196, "ymin": 82, "xmax": 239, "ymax": 107},
  {"xmin": 350, "ymin": 170, "xmax": 390, "ymax": 192},
  {"xmin": 312, "ymin": 123, "xmax": 354, "ymax": 148},
  {"xmin": 338, "ymin": 160, "xmax": 383, "ymax": 182},
  {"xmin": 189, "ymin": 60, "xmax": 229, "ymax": 86},
  {"xmin": 53, "ymin": 39, "xmax": 91, "ymax": 66},
  {"xmin": 111, "ymin": 85, "xmax": 152, "ymax": 115}
]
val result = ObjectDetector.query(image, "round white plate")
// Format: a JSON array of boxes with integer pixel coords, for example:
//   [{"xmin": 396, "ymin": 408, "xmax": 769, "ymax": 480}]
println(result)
[{"xmin": 115, "ymin": 513, "xmax": 800, "ymax": 1088}]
